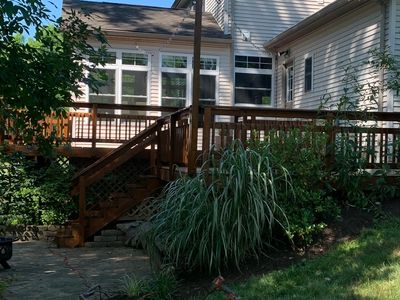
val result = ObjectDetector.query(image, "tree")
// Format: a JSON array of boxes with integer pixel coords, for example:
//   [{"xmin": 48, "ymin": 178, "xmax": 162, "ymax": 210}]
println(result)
[{"xmin": 0, "ymin": 0, "xmax": 108, "ymax": 154}]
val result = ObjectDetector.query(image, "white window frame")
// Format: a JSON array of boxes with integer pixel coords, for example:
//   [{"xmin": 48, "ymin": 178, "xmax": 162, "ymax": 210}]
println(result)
[
  {"xmin": 286, "ymin": 63, "xmax": 294, "ymax": 102},
  {"xmin": 86, "ymin": 49, "xmax": 151, "ymax": 114},
  {"xmin": 159, "ymin": 52, "xmax": 219, "ymax": 107},
  {"xmin": 304, "ymin": 54, "xmax": 314, "ymax": 93},
  {"xmin": 234, "ymin": 52, "xmax": 274, "ymax": 107}
]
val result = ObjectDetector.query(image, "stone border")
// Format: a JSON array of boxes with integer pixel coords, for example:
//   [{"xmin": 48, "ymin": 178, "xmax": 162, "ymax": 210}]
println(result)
[{"xmin": 0, "ymin": 225, "xmax": 67, "ymax": 241}]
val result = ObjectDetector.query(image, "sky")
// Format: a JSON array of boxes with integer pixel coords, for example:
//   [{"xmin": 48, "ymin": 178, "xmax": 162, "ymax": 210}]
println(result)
[{"xmin": 45, "ymin": 0, "xmax": 175, "ymax": 19}]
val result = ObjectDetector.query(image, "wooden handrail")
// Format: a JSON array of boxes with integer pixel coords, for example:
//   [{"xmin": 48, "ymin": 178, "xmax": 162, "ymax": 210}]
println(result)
[
  {"xmin": 71, "ymin": 102, "xmax": 179, "ymax": 113},
  {"xmin": 205, "ymin": 105, "xmax": 400, "ymax": 122},
  {"xmin": 73, "ymin": 106, "xmax": 191, "ymax": 185}
]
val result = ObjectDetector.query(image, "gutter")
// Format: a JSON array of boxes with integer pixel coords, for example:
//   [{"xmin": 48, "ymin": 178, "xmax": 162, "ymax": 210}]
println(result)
[
  {"xmin": 103, "ymin": 30, "xmax": 232, "ymax": 45},
  {"xmin": 264, "ymin": 0, "xmax": 372, "ymax": 52}
]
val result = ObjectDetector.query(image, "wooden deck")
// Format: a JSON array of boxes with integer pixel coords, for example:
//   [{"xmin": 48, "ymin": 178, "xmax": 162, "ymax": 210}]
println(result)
[{"xmin": 3, "ymin": 103, "xmax": 400, "ymax": 247}]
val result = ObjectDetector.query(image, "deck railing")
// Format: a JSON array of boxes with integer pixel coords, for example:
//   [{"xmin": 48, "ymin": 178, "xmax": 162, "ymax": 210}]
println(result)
[
  {"xmin": 2, "ymin": 103, "xmax": 178, "ymax": 149},
  {"xmin": 4, "ymin": 103, "xmax": 400, "ymax": 173},
  {"xmin": 201, "ymin": 106, "xmax": 400, "ymax": 171}
]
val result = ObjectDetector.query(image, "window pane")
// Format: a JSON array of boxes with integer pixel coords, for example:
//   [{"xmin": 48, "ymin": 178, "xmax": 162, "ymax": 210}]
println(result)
[
  {"xmin": 122, "ymin": 53, "xmax": 148, "ymax": 66},
  {"xmin": 286, "ymin": 65, "xmax": 294, "ymax": 102},
  {"xmin": 122, "ymin": 70, "xmax": 147, "ymax": 97},
  {"xmin": 200, "ymin": 58, "xmax": 217, "ymax": 70},
  {"xmin": 90, "ymin": 69, "xmax": 116, "ymax": 95},
  {"xmin": 235, "ymin": 88, "xmax": 271, "ymax": 105},
  {"xmin": 235, "ymin": 73, "xmax": 272, "ymax": 105},
  {"xmin": 89, "ymin": 69, "xmax": 116, "ymax": 113},
  {"xmin": 305, "ymin": 57, "xmax": 313, "ymax": 92},
  {"xmin": 162, "ymin": 72, "xmax": 186, "ymax": 107},
  {"xmin": 200, "ymin": 75, "xmax": 216, "ymax": 101},
  {"xmin": 235, "ymin": 56, "xmax": 272, "ymax": 69},
  {"xmin": 121, "ymin": 96, "xmax": 147, "ymax": 115},
  {"xmin": 235, "ymin": 73, "xmax": 271, "ymax": 89},
  {"xmin": 162, "ymin": 55, "xmax": 187, "ymax": 68},
  {"xmin": 90, "ymin": 52, "xmax": 116, "ymax": 64}
]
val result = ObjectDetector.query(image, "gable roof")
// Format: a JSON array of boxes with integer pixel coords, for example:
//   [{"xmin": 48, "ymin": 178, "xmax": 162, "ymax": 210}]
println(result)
[
  {"xmin": 63, "ymin": 0, "xmax": 229, "ymax": 41},
  {"xmin": 172, "ymin": 0, "xmax": 191, "ymax": 8},
  {"xmin": 264, "ymin": 0, "xmax": 372, "ymax": 52}
]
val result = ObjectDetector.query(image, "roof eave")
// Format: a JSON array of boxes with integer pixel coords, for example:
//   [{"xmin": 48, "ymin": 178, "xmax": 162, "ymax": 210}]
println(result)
[
  {"xmin": 103, "ymin": 30, "xmax": 232, "ymax": 44},
  {"xmin": 264, "ymin": 0, "xmax": 372, "ymax": 52}
]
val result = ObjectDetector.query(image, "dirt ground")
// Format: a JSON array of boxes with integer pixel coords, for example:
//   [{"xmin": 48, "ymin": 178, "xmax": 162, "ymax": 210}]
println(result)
[{"xmin": 1, "ymin": 241, "xmax": 151, "ymax": 300}]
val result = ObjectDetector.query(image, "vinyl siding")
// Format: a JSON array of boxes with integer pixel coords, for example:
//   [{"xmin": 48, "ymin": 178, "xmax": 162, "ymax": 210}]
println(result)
[
  {"xmin": 232, "ymin": 0, "xmax": 334, "ymax": 56},
  {"xmin": 205, "ymin": 0, "xmax": 225, "ymax": 31},
  {"xmin": 275, "ymin": 2, "xmax": 383, "ymax": 110}
]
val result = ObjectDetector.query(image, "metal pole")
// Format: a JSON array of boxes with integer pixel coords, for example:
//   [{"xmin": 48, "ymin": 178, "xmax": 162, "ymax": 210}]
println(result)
[{"xmin": 188, "ymin": 0, "xmax": 203, "ymax": 175}]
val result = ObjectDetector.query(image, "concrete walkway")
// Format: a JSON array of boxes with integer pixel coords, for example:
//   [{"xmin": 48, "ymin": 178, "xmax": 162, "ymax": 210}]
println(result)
[{"xmin": 1, "ymin": 241, "xmax": 151, "ymax": 299}]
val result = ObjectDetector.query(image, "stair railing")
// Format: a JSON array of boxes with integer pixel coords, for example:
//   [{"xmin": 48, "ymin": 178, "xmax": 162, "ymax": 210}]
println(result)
[{"xmin": 71, "ymin": 106, "xmax": 191, "ymax": 226}]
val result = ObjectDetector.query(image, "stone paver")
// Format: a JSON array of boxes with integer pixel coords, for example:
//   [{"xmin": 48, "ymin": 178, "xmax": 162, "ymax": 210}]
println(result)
[{"xmin": 0, "ymin": 240, "xmax": 151, "ymax": 299}]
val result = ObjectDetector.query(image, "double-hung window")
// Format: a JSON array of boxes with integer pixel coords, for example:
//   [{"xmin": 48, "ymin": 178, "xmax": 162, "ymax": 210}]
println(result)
[
  {"xmin": 161, "ymin": 55, "xmax": 189, "ymax": 108},
  {"xmin": 234, "ymin": 55, "xmax": 273, "ymax": 106},
  {"xmin": 160, "ymin": 54, "xmax": 219, "ymax": 107},
  {"xmin": 88, "ymin": 50, "xmax": 150, "ymax": 114},
  {"xmin": 199, "ymin": 57, "xmax": 218, "ymax": 105}
]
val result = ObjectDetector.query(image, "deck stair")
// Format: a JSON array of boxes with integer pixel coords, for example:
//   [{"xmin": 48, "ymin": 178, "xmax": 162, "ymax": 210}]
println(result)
[
  {"xmin": 56, "ymin": 175, "xmax": 162, "ymax": 248},
  {"xmin": 56, "ymin": 107, "xmax": 191, "ymax": 248}
]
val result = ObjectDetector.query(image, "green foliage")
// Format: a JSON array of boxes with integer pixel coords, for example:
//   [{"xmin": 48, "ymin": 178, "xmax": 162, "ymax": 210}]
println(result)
[
  {"xmin": 0, "ymin": 0, "xmax": 108, "ymax": 154},
  {"xmin": 250, "ymin": 129, "xmax": 341, "ymax": 246},
  {"xmin": 150, "ymin": 141, "xmax": 291, "ymax": 273},
  {"xmin": 0, "ymin": 152, "xmax": 76, "ymax": 225},
  {"xmin": 119, "ymin": 268, "xmax": 178, "ymax": 300}
]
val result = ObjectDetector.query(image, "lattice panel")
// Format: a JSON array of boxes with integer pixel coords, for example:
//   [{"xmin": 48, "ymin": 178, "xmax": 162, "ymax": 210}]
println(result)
[
  {"xmin": 123, "ymin": 197, "xmax": 159, "ymax": 221},
  {"xmin": 86, "ymin": 157, "xmax": 149, "ymax": 205}
]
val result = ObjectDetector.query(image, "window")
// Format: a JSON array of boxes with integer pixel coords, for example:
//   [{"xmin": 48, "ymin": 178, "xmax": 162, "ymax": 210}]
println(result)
[
  {"xmin": 162, "ymin": 72, "xmax": 187, "ymax": 108},
  {"xmin": 160, "ymin": 54, "xmax": 218, "ymax": 107},
  {"xmin": 88, "ymin": 51, "xmax": 150, "ymax": 114},
  {"xmin": 286, "ymin": 64, "xmax": 294, "ymax": 102},
  {"xmin": 89, "ymin": 69, "xmax": 116, "ymax": 114},
  {"xmin": 200, "ymin": 57, "xmax": 217, "ymax": 105},
  {"xmin": 234, "ymin": 55, "xmax": 273, "ymax": 105},
  {"xmin": 304, "ymin": 56, "xmax": 313, "ymax": 92}
]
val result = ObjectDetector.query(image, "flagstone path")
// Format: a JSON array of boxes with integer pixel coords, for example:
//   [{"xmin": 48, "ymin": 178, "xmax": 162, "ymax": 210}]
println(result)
[{"xmin": 0, "ymin": 240, "xmax": 151, "ymax": 299}]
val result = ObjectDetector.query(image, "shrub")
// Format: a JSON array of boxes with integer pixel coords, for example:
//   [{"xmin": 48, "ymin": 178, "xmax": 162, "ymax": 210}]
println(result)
[
  {"xmin": 250, "ymin": 129, "xmax": 341, "ymax": 246},
  {"xmin": 150, "ymin": 141, "xmax": 291, "ymax": 273},
  {"xmin": 0, "ymin": 152, "xmax": 76, "ymax": 225},
  {"xmin": 119, "ymin": 268, "xmax": 178, "ymax": 300}
]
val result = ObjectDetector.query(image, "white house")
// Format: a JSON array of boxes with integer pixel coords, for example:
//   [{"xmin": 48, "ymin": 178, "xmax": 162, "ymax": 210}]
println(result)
[
  {"xmin": 264, "ymin": 0, "xmax": 400, "ymax": 113},
  {"xmin": 64, "ymin": 0, "xmax": 334, "ymax": 110}
]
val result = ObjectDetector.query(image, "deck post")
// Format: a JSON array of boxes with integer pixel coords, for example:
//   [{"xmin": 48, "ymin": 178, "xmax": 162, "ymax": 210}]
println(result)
[
  {"xmin": 188, "ymin": 0, "xmax": 203, "ymax": 176},
  {"xmin": 0, "ymin": 114, "xmax": 4, "ymax": 146},
  {"xmin": 78, "ymin": 177, "xmax": 86, "ymax": 224},
  {"xmin": 202, "ymin": 106, "xmax": 212, "ymax": 176},
  {"xmin": 91, "ymin": 104, "xmax": 98, "ymax": 149},
  {"xmin": 325, "ymin": 115, "xmax": 336, "ymax": 169},
  {"xmin": 169, "ymin": 114, "xmax": 177, "ymax": 180}
]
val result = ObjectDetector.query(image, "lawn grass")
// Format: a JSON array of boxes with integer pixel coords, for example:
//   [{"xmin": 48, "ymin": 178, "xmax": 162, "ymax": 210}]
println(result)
[{"xmin": 207, "ymin": 217, "xmax": 400, "ymax": 300}]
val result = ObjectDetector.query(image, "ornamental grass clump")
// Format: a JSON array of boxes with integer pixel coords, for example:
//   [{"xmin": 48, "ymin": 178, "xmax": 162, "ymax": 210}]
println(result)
[{"xmin": 150, "ymin": 140, "xmax": 291, "ymax": 273}]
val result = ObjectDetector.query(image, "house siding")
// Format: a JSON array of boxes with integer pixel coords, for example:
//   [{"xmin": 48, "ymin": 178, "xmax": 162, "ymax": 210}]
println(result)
[
  {"xmin": 275, "ymin": 1, "xmax": 383, "ymax": 110},
  {"xmin": 205, "ymin": 0, "xmax": 225, "ymax": 31},
  {"xmin": 232, "ymin": 0, "xmax": 334, "ymax": 56}
]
